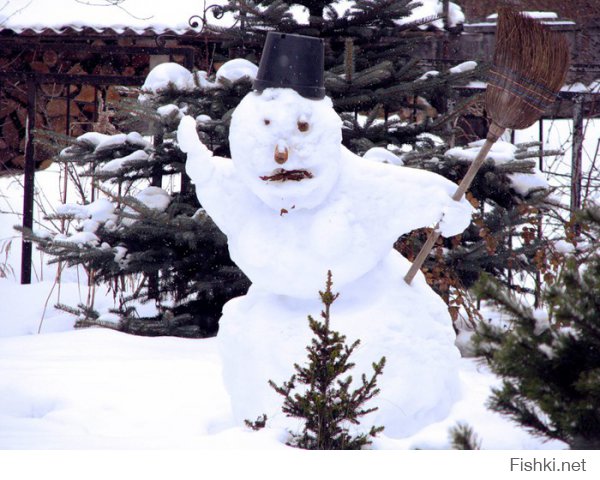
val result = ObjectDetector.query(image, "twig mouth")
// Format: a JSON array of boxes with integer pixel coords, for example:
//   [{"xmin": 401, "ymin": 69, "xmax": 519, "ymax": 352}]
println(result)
[{"xmin": 260, "ymin": 169, "xmax": 314, "ymax": 182}]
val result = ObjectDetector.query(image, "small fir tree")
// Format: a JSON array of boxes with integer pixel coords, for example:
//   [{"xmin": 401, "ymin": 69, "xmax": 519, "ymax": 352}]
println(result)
[
  {"xmin": 474, "ymin": 207, "xmax": 600, "ymax": 449},
  {"xmin": 269, "ymin": 271, "xmax": 386, "ymax": 450}
]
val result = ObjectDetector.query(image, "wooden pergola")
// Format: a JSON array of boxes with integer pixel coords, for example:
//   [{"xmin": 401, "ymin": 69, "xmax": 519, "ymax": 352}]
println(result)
[{"xmin": 0, "ymin": 23, "xmax": 229, "ymax": 283}]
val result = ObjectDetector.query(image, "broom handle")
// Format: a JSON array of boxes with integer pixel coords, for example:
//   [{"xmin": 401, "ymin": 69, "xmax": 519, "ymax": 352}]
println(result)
[{"xmin": 404, "ymin": 123, "xmax": 505, "ymax": 285}]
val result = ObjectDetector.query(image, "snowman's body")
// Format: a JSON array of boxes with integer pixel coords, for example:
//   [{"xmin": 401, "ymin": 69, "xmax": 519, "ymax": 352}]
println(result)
[{"xmin": 179, "ymin": 88, "xmax": 473, "ymax": 437}]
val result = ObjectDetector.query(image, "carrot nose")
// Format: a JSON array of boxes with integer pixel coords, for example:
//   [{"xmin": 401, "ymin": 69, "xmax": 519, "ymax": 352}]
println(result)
[{"xmin": 274, "ymin": 145, "xmax": 289, "ymax": 164}]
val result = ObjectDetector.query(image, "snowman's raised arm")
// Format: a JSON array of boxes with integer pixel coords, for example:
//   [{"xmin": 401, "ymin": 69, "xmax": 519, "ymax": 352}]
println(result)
[
  {"xmin": 177, "ymin": 115, "xmax": 216, "ymax": 184},
  {"xmin": 409, "ymin": 167, "xmax": 474, "ymax": 237},
  {"xmin": 437, "ymin": 183, "xmax": 474, "ymax": 237},
  {"xmin": 359, "ymin": 158, "xmax": 474, "ymax": 238}
]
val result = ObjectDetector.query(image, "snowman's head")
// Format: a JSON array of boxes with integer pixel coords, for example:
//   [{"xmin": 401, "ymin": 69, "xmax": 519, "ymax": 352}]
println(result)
[{"xmin": 229, "ymin": 88, "xmax": 343, "ymax": 211}]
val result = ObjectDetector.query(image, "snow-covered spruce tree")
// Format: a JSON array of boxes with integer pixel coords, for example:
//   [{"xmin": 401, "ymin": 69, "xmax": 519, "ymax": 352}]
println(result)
[
  {"xmin": 268, "ymin": 271, "xmax": 385, "ymax": 450},
  {"xmin": 211, "ymin": 0, "xmax": 478, "ymax": 150},
  {"xmin": 473, "ymin": 207, "xmax": 600, "ymax": 449},
  {"xmin": 26, "ymin": 72, "xmax": 251, "ymax": 337},
  {"xmin": 206, "ymin": 1, "xmax": 557, "ymax": 314}
]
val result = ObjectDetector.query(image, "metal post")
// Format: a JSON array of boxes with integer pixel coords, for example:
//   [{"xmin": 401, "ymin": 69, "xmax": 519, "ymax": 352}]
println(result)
[
  {"xmin": 442, "ymin": 0, "xmax": 450, "ymax": 30},
  {"xmin": 535, "ymin": 119, "xmax": 544, "ymax": 308},
  {"xmin": 181, "ymin": 50, "xmax": 195, "ymax": 195},
  {"xmin": 571, "ymin": 95, "xmax": 584, "ymax": 218},
  {"xmin": 20, "ymin": 78, "xmax": 37, "ymax": 284},
  {"xmin": 183, "ymin": 49, "xmax": 194, "ymax": 72},
  {"xmin": 151, "ymin": 133, "xmax": 164, "ymax": 188},
  {"xmin": 507, "ymin": 228, "xmax": 513, "ymax": 289},
  {"xmin": 538, "ymin": 118, "xmax": 544, "ymax": 171}
]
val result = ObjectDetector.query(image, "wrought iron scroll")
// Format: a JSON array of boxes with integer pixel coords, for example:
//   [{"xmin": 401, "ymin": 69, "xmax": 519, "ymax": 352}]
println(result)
[{"xmin": 188, "ymin": 3, "xmax": 242, "ymax": 34}]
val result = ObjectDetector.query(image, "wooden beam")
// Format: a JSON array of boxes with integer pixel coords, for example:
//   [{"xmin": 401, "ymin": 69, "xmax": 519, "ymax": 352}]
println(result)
[{"xmin": 0, "ymin": 71, "xmax": 145, "ymax": 86}]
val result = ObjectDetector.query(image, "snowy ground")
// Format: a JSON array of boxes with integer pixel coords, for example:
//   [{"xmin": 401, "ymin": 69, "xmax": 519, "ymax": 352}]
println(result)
[
  {"xmin": 0, "ymin": 166, "xmax": 568, "ymax": 452},
  {"xmin": 0, "ymin": 280, "xmax": 567, "ymax": 451}
]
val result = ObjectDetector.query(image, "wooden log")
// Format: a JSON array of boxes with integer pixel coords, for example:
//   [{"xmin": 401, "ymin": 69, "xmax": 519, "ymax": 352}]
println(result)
[
  {"xmin": 131, "ymin": 54, "xmax": 149, "ymax": 69},
  {"xmin": 93, "ymin": 64, "xmax": 116, "ymax": 76},
  {"xmin": 14, "ymin": 105, "xmax": 27, "ymax": 128},
  {"xmin": 30, "ymin": 61, "xmax": 50, "ymax": 74},
  {"xmin": 11, "ymin": 155, "xmax": 25, "ymax": 169},
  {"xmin": 75, "ymin": 85, "xmax": 96, "ymax": 103},
  {"xmin": 2, "ymin": 116, "xmax": 33, "ymax": 154},
  {"xmin": 69, "ymin": 124, "xmax": 85, "ymax": 137},
  {"xmin": 45, "ymin": 98, "xmax": 67, "ymax": 118},
  {"xmin": 106, "ymin": 86, "xmax": 121, "ymax": 104},
  {"xmin": 0, "ymin": 98, "xmax": 21, "ymax": 117},
  {"xmin": 121, "ymin": 66, "xmax": 136, "ymax": 77},
  {"xmin": 48, "ymin": 116, "xmax": 67, "ymax": 134},
  {"xmin": 7, "ymin": 85, "xmax": 28, "ymax": 104},
  {"xmin": 37, "ymin": 157, "xmax": 54, "ymax": 171},
  {"xmin": 45, "ymin": 98, "xmax": 82, "ymax": 118},
  {"xmin": 43, "ymin": 50, "xmax": 59, "ymax": 67},
  {"xmin": 67, "ymin": 63, "xmax": 86, "ymax": 75},
  {"xmin": 118, "ymin": 37, "xmax": 135, "ymax": 46},
  {"xmin": 40, "ymin": 83, "xmax": 65, "ymax": 97}
]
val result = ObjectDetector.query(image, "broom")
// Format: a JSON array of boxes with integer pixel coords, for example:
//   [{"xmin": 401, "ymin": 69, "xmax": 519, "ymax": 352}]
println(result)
[{"xmin": 404, "ymin": 7, "xmax": 570, "ymax": 285}]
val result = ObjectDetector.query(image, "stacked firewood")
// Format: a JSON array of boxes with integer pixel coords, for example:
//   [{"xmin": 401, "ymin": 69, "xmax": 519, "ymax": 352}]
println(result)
[{"xmin": 0, "ymin": 40, "xmax": 151, "ymax": 175}]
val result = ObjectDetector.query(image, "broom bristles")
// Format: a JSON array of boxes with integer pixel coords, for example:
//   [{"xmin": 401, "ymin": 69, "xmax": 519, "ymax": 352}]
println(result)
[{"xmin": 486, "ymin": 8, "xmax": 570, "ymax": 130}]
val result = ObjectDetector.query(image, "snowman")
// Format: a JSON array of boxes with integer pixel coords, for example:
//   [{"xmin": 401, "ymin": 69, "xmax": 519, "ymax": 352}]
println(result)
[{"xmin": 178, "ymin": 32, "xmax": 473, "ymax": 438}]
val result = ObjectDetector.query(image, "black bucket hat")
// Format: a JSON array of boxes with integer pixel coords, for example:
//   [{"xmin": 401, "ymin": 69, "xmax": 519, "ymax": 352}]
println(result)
[{"xmin": 253, "ymin": 32, "xmax": 325, "ymax": 100}]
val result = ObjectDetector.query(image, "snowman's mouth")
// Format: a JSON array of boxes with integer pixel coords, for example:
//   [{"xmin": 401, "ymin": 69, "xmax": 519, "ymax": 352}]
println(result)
[{"xmin": 260, "ymin": 169, "xmax": 314, "ymax": 182}]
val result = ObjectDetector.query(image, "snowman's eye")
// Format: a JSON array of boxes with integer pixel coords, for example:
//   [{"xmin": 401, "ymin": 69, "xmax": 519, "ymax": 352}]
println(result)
[
  {"xmin": 297, "ymin": 121, "xmax": 309, "ymax": 132},
  {"xmin": 264, "ymin": 119, "xmax": 271, "ymax": 126}
]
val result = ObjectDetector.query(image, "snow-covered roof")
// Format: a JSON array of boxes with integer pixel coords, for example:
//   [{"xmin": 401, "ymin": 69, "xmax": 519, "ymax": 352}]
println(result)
[
  {"xmin": 0, "ymin": 0, "xmax": 465, "ymax": 35},
  {"xmin": 466, "ymin": 11, "xmax": 576, "ymax": 28},
  {"xmin": 0, "ymin": 0, "xmax": 213, "ymax": 34}
]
